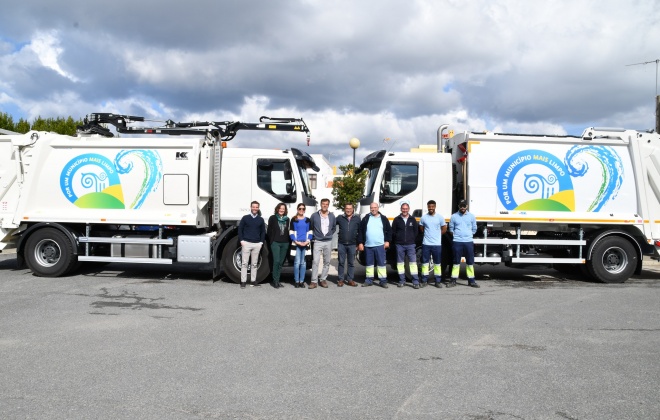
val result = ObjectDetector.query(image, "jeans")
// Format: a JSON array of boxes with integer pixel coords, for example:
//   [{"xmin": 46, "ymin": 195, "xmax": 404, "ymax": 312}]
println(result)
[
  {"xmin": 270, "ymin": 241, "xmax": 289, "ymax": 284},
  {"xmin": 293, "ymin": 245, "xmax": 307, "ymax": 283},
  {"xmin": 421, "ymin": 244, "xmax": 441, "ymax": 283},
  {"xmin": 337, "ymin": 243, "xmax": 357, "ymax": 281},
  {"xmin": 240, "ymin": 241, "xmax": 262, "ymax": 283},
  {"xmin": 365, "ymin": 245, "xmax": 387, "ymax": 285},
  {"xmin": 396, "ymin": 244, "xmax": 419, "ymax": 284},
  {"xmin": 311, "ymin": 240, "xmax": 332, "ymax": 283}
]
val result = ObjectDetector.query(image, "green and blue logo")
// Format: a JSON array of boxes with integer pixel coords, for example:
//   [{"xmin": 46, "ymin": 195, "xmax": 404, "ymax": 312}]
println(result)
[{"xmin": 59, "ymin": 150, "xmax": 162, "ymax": 209}]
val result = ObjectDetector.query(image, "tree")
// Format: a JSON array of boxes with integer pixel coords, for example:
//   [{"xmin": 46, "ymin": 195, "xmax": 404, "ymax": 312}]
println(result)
[
  {"xmin": 331, "ymin": 164, "xmax": 367, "ymax": 211},
  {"xmin": 0, "ymin": 112, "xmax": 14, "ymax": 131},
  {"xmin": 15, "ymin": 118, "xmax": 30, "ymax": 133},
  {"xmin": 0, "ymin": 113, "xmax": 83, "ymax": 135}
]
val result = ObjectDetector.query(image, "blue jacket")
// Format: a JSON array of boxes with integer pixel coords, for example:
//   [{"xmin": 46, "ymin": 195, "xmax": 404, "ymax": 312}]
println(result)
[
  {"xmin": 336, "ymin": 213, "xmax": 361, "ymax": 245},
  {"xmin": 392, "ymin": 214, "xmax": 419, "ymax": 246}
]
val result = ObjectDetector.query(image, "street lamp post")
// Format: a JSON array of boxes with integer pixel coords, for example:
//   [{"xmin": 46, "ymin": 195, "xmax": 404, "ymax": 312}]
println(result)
[{"xmin": 349, "ymin": 137, "xmax": 360, "ymax": 169}]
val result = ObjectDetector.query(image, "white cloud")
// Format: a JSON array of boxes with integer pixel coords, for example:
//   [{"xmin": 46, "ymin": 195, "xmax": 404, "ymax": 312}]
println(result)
[{"xmin": 28, "ymin": 31, "xmax": 79, "ymax": 82}]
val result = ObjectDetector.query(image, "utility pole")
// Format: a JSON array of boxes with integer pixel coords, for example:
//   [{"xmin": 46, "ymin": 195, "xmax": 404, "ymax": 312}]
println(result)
[{"xmin": 626, "ymin": 59, "xmax": 660, "ymax": 132}]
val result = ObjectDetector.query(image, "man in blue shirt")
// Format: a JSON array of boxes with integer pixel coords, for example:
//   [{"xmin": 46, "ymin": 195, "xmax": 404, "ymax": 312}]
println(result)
[
  {"xmin": 419, "ymin": 200, "xmax": 446, "ymax": 288},
  {"xmin": 357, "ymin": 202, "xmax": 392, "ymax": 288},
  {"xmin": 448, "ymin": 199, "xmax": 479, "ymax": 288}
]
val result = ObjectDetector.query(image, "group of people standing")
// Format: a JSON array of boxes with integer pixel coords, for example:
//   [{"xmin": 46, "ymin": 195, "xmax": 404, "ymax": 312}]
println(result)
[{"xmin": 237, "ymin": 198, "xmax": 479, "ymax": 289}]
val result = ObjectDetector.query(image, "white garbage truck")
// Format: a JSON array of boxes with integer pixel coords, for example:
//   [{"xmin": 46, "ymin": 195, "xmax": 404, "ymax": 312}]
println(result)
[
  {"xmin": 0, "ymin": 113, "xmax": 319, "ymax": 282},
  {"xmin": 357, "ymin": 125, "xmax": 660, "ymax": 283}
]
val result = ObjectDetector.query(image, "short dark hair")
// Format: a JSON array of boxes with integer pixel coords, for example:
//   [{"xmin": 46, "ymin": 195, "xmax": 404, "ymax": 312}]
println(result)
[
  {"xmin": 344, "ymin": 203, "xmax": 354, "ymax": 209},
  {"xmin": 427, "ymin": 200, "xmax": 436, "ymax": 206},
  {"xmin": 321, "ymin": 198, "xmax": 330, "ymax": 205},
  {"xmin": 251, "ymin": 200, "xmax": 260, "ymax": 207}
]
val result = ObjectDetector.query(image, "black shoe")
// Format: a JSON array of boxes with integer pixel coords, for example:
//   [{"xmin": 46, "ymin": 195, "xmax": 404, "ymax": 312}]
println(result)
[
  {"xmin": 420, "ymin": 282, "xmax": 427, "ymax": 288},
  {"xmin": 413, "ymin": 283, "xmax": 420, "ymax": 289},
  {"xmin": 294, "ymin": 283, "xmax": 299, "ymax": 288},
  {"xmin": 249, "ymin": 282, "xmax": 261, "ymax": 287},
  {"xmin": 380, "ymin": 282, "xmax": 389, "ymax": 289},
  {"xmin": 435, "ymin": 282, "xmax": 443, "ymax": 288},
  {"xmin": 397, "ymin": 282, "xmax": 405, "ymax": 288},
  {"xmin": 362, "ymin": 282, "xmax": 373, "ymax": 287},
  {"xmin": 446, "ymin": 280, "xmax": 457, "ymax": 288},
  {"xmin": 469, "ymin": 281, "xmax": 480, "ymax": 288},
  {"xmin": 299, "ymin": 282, "xmax": 306, "ymax": 289},
  {"xmin": 240, "ymin": 283, "xmax": 246, "ymax": 289}
]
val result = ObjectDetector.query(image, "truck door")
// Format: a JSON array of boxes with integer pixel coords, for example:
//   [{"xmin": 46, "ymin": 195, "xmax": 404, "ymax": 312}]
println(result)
[{"xmin": 378, "ymin": 161, "xmax": 421, "ymax": 217}]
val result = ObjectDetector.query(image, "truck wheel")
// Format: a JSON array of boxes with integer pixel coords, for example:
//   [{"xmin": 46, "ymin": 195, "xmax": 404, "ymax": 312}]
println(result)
[
  {"xmin": 221, "ymin": 236, "xmax": 270, "ymax": 284},
  {"xmin": 587, "ymin": 236, "xmax": 636, "ymax": 283},
  {"xmin": 24, "ymin": 228, "xmax": 77, "ymax": 277}
]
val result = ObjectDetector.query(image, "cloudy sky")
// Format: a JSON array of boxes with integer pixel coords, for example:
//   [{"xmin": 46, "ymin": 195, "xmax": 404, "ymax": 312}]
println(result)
[{"xmin": 1, "ymin": 0, "xmax": 658, "ymax": 167}]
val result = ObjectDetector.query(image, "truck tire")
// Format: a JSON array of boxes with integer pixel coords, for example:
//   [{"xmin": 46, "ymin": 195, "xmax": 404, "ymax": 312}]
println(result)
[
  {"xmin": 24, "ymin": 228, "xmax": 77, "ymax": 277},
  {"xmin": 587, "ymin": 236, "xmax": 636, "ymax": 283},
  {"xmin": 221, "ymin": 236, "xmax": 270, "ymax": 284}
]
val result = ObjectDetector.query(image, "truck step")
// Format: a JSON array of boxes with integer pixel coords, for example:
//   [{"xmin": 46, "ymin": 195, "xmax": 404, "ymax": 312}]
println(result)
[{"xmin": 77, "ymin": 256, "xmax": 173, "ymax": 264}]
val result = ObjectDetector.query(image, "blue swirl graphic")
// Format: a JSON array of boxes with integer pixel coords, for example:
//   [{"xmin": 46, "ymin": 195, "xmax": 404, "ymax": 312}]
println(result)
[
  {"xmin": 115, "ymin": 150, "xmax": 163, "ymax": 209},
  {"xmin": 564, "ymin": 145, "xmax": 623, "ymax": 212}
]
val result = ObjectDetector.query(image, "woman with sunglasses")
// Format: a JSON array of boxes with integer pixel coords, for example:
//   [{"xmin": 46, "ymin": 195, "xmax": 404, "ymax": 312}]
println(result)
[
  {"xmin": 267, "ymin": 202, "xmax": 291, "ymax": 288},
  {"xmin": 289, "ymin": 203, "xmax": 312, "ymax": 288}
]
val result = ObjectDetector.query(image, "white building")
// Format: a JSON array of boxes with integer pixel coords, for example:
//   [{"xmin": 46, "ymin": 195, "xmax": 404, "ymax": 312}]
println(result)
[{"xmin": 309, "ymin": 154, "xmax": 337, "ymax": 209}]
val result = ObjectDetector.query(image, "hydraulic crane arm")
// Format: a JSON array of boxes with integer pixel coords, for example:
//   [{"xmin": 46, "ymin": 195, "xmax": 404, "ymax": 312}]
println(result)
[{"xmin": 78, "ymin": 113, "xmax": 311, "ymax": 142}]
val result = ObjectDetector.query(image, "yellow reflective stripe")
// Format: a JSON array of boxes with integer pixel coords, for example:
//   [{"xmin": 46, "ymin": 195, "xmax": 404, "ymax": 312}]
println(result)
[
  {"xmin": 421, "ymin": 264, "xmax": 429, "ymax": 275},
  {"xmin": 396, "ymin": 263, "xmax": 405, "ymax": 274}
]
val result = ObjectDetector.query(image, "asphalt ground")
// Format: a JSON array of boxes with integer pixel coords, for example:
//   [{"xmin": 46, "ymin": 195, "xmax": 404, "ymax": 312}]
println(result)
[{"xmin": 1, "ymin": 251, "xmax": 659, "ymax": 419}]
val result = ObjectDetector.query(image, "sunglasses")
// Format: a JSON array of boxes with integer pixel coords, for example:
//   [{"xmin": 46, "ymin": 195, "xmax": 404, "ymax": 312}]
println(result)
[{"xmin": 298, "ymin": 207, "xmax": 305, "ymax": 210}]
